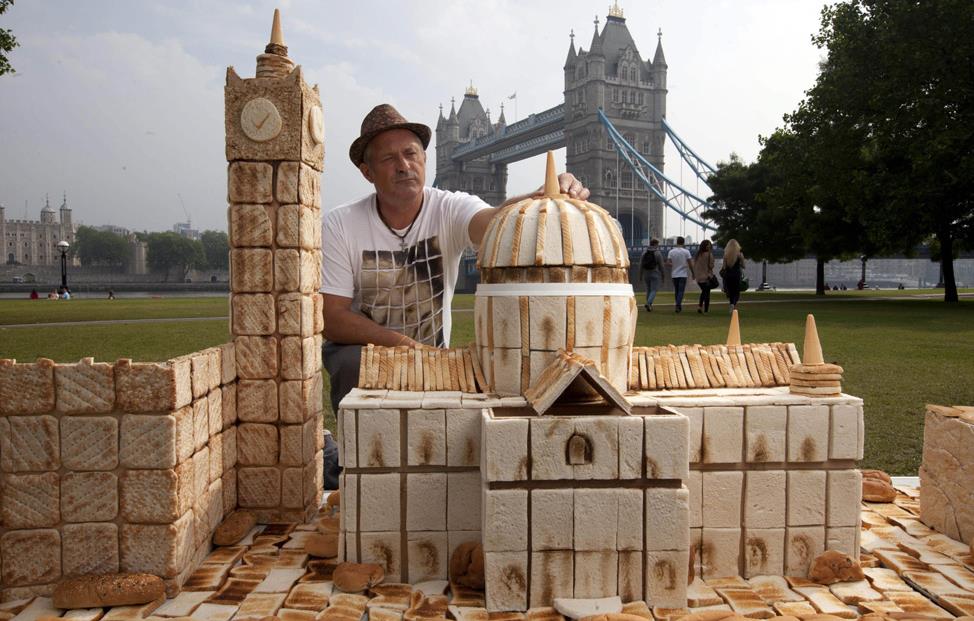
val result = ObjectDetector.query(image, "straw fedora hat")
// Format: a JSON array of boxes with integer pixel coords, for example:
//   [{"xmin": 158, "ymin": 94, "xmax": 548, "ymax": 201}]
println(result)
[{"xmin": 349, "ymin": 104, "xmax": 431, "ymax": 167}]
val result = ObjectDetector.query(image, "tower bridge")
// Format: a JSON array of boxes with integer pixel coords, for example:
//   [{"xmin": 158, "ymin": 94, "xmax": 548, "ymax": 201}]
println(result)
[
  {"xmin": 434, "ymin": 3, "xmax": 715, "ymax": 248},
  {"xmin": 449, "ymin": 103, "xmax": 565, "ymax": 164}
]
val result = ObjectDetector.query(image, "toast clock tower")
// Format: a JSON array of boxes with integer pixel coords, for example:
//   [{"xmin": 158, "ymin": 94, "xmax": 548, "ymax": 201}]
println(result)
[{"xmin": 224, "ymin": 9, "xmax": 326, "ymax": 522}]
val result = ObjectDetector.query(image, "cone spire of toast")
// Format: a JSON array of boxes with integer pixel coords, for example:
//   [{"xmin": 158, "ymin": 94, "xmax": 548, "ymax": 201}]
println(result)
[
  {"xmin": 789, "ymin": 313, "xmax": 843, "ymax": 397},
  {"xmin": 543, "ymin": 151, "xmax": 561, "ymax": 198},
  {"xmin": 802, "ymin": 314, "xmax": 824, "ymax": 365},
  {"xmin": 270, "ymin": 8, "xmax": 285, "ymax": 47},
  {"xmin": 726, "ymin": 309, "xmax": 741, "ymax": 346},
  {"xmin": 256, "ymin": 8, "xmax": 294, "ymax": 77}
]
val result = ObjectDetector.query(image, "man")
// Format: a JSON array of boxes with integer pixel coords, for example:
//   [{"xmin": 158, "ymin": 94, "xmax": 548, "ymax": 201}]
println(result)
[
  {"xmin": 665, "ymin": 236, "xmax": 693, "ymax": 313},
  {"xmin": 638, "ymin": 238, "xmax": 664, "ymax": 312},
  {"xmin": 321, "ymin": 104, "xmax": 589, "ymax": 414}
]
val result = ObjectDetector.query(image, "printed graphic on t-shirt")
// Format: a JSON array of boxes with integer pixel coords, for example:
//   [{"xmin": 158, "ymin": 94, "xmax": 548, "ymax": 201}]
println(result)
[{"xmin": 359, "ymin": 236, "xmax": 445, "ymax": 347}]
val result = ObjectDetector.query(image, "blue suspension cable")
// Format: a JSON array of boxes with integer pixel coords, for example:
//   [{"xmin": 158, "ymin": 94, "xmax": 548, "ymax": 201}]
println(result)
[{"xmin": 597, "ymin": 108, "xmax": 716, "ymax": 232}]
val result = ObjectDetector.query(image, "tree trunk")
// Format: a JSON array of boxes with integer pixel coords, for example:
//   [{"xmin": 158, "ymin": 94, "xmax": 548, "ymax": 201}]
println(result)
[
  {"xmin": 816, "ymin": 258, "xmax": 826, "ymax": 295},
  {"xmin": 938, "ymin": 231, "xmax": 959, "ymax": 303}
]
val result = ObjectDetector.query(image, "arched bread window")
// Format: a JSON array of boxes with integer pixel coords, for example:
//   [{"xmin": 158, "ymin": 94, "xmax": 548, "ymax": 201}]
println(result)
[{"xmin": 566, "ymin": 433, "xmax": 593, "ymax": 465}]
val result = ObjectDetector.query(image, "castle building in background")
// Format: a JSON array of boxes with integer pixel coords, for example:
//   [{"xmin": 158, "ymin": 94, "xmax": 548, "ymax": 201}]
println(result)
[
  {"xmin": 434, "ymin": 84, "xmax": 510, "ymax": 207},
  {"xmin": 563, "ymin": 4, "xmax": 667, "ymax": 244},
  {"xmin": 0, "ymin": 194, "xmax": 77, "ymax": 266},
  {"xmin": 433, "ymin": 3, "xmax": 667, "ymax": 245}
]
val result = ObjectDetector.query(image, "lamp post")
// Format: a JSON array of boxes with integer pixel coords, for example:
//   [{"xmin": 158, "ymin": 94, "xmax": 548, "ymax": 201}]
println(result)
[
  {"xmin": 57, "ymin": 240, "xmax": 70, "ymax": 290},
  {"xmin": 758, "ymin": 259, "xmax": 770, "ymax": 291}
]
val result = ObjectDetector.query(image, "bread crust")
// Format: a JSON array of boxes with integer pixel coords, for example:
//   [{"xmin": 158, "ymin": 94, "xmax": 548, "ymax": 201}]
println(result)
[{"xmin": 53, "ymin": 573, "xmax": 165, "ymax": 609}]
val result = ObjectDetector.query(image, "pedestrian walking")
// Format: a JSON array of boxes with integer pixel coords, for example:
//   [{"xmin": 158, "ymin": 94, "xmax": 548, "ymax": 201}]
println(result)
[
  {"xmin": 666, "ymin": 236, "xmax": 693, "ymax": 313},
  {"xmin": 720, "ymin": 239, "xmax": 747, "ymax": 311},
  {"xmin": 693, "ymin": 239, "xmax": 717, "ymax": 313},
  {"xmin": 639, "ymin": 238, "xmax": 664, "ymax": 311}
]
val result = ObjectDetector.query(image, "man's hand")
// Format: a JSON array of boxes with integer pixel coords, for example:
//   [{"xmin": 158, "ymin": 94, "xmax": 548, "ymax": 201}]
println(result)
[
  {"xmin": 322, "ymin": 293, "xmax": 429, "ymax": 348},
  {"xmin": 550, "ymin": 172, "xmax": 590, "ymax": 200}
]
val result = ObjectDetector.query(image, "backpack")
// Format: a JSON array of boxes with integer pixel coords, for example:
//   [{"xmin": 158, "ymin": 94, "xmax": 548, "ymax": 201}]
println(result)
[{"xmin": 640, "ymin": 249, "xmax": 658, "ymax": 271}]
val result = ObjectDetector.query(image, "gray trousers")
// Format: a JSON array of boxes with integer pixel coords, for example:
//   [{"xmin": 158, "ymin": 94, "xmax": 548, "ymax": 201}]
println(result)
[
  {"xmin": 322, "ymin": 341, "xmax": 363, "ymax": 416},
  {"xmin": 321, "ymin": 341, "xmax": 361, "ymax": 491}
]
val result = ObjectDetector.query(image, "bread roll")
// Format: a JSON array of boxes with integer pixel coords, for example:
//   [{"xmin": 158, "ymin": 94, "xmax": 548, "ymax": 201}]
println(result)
[
  {"xmin": 53, "ymin": 573, "xmax": 165, "ymax": 609},
  {"xmin": 862, "ymin": 478, "xmax": 897, "ymax": 503}
]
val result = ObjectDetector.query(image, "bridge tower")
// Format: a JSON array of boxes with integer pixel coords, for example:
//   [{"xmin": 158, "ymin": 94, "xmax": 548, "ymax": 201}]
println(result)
[
  {"xmin": 564, "ymin": 3, "xmax": 666, "ymax": 245},
  {"xmin": 434, "ymin": 85, "xmax": 508, "ymax": 206}
]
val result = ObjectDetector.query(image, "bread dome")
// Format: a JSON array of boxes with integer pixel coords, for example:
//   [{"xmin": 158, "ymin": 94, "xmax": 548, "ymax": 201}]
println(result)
[
  {"xmin": 478, "ymin": 173, "xmax": 630, "ymax": 285},
  {"xmin": 474, "ymin": 153, "xmax": 636, "ymax": 396}
]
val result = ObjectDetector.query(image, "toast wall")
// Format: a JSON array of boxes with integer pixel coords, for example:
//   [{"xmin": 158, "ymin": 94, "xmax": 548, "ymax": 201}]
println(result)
[
  {"xmin": 480, "ymin": 405, "xmax": 690, "ymax": 611},
  {"xmin": 336, "ymin": 389, "xmax": 486, "ymax": 584},
  {"xmin": 919, "ymin": 405, "xmax": 974, "ymax": 546},
  {"xmin": 647, "ymin": 390, "xmax": 865, "ymax": 579},
  {"xmin": 0, "ymin": 351, "xmax": 237, "ymax": 600}
]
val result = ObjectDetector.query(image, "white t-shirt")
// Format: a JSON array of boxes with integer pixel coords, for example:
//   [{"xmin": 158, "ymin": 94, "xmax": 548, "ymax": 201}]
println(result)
[
  {"xmin": 667, "ymin": 246, "xmax": 693, "ymax": 278},
  {"xmin": 321, "ymin": 186, "xmax": 490, "ymax": 347}
]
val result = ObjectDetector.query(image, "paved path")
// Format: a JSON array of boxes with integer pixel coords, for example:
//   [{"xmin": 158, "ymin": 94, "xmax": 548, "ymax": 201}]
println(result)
[{"xmin": 2, "ymin": 292, "xmax": 969, "ymax": 328}]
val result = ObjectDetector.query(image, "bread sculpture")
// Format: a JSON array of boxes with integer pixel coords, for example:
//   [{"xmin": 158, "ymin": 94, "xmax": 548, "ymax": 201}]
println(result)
[{"xmin": 474, "ymin": 152, "xmax": 636, "ymax": 395}]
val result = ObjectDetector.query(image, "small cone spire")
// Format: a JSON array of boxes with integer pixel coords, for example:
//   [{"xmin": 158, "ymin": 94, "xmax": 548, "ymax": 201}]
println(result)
[
  {"xmin": 263, "ymin": 8, "xmax": 289, "ymax": 57},
  {"xmin": 790, "ymin": 313, "xmax": 842, "ymax": 397},
  {"xmin": 802, "ymin": 314, "xmax": 825, "ymax": 365},
  {"xmin": 726, "ymin": 310, "xmax": 741, "ymax": 346},
  {"xmin": 270, "ymin": 9, "xmax": 285, "ymax": 45},
  {"xmin": 257, "ymin": 8, "xmax": 293, "ymax": 77},
  {"xmin": 543, "ymin": 151, "xmax": 561, "ymax": 198}
]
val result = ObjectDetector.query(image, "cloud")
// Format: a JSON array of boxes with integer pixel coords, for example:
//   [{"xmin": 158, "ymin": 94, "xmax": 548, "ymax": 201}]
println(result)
[
  {"xmin": 288, "ymin": 19, "xmax": 423, "ymax": 68},
  {"xmin": 0, "ymin": 0, "xmax": 827, "ymax": 243},
  {"xmin": 0, "ymin": 30, "xmax": 225, "ymax": 231}
]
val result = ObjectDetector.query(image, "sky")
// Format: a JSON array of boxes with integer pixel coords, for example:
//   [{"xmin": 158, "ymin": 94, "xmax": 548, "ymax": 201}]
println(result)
[{"xmin": 0, "ymin": 1, "xmax": 827, "ymax": 238}]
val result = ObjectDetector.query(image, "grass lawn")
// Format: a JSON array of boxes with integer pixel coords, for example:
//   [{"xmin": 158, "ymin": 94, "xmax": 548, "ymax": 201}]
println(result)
[
  {"xmin": 0, "ymin": 297, "xmax": 228, "ymax": 325},
  {"xmin": 2, "ymin": 292, "xmax": 971, "ymax": 475}
]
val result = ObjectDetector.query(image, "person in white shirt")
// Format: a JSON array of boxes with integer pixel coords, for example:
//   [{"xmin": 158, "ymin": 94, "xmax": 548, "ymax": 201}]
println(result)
[
  {"xmin": 321, "ymin": 104, "xmax": 590, "ymax": 414},
  {"xmin": 665, "ymin": 236, "xmax": 693, "ymax": 312}
]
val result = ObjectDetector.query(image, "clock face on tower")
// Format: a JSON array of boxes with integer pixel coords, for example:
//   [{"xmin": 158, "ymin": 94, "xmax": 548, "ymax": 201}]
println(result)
[
  {"xmin": 240, "ymin": 97, "xmax": 283, "ymax": 142},
  {"xmin": 309, "ymin": 105, "xmax": 324, "ymax": 145}
]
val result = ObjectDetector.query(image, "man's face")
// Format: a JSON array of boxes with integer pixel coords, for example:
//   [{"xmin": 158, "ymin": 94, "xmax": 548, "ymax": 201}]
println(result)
[{"xmin": 359, "ymin": 129, "xmax": 426, "ymax": 206}]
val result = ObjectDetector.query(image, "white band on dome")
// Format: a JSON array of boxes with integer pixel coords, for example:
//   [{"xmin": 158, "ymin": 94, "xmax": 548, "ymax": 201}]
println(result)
[{"xmin": 475, "ymin": 283, "xmax": 634, "ymax": 297}]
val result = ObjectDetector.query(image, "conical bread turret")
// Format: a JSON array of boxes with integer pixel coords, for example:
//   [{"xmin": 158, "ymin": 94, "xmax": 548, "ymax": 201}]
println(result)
[
  {"xmin": 726, "ymin": 310, "xmax": 741, "ymax": 346},
  {"xmin": 789, "ymin": 313, "xmax": 843, "ymax": 397}
]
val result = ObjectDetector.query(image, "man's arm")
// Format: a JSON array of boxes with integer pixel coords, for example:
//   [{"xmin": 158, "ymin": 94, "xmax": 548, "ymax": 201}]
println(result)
[
  {"xmin": 322, "ymin": 294, "xmax": 421, "ymax": 347},
  {"xmin": 468, "ymin": 172, "xmax": 591, "ymax": 247}
]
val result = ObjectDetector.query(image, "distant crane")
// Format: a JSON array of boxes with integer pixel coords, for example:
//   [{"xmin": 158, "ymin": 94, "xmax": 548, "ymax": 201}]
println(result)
[{"xmin": 176, "ymin": 193, "xmax": 192, "ymax": 230}]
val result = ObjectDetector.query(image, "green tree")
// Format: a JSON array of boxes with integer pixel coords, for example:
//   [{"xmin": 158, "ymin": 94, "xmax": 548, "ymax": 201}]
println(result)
[
  {"xmin": 760, "ymin": 123, "xmax": 876, "ymax": 295},
  {"xmin": 74, "ymin": 226, "xmax": 132, "ymax": 268},
  {"xmin": 0, "ymin": 0, "xmax": 18, "ymax": 76},
  {"xmin": 803, "ymin": 0, "xmax": 974, "ymax": 302},
  {"xmin": 200, "ymin": 230, "xmax": 229, "ymax": 270},
  {"xmin": 705, "ymin": 152, "xmax": 806, "ymax": 266},
  {"xmin": 146, "ymin": 232, "xmax": 205, "ymax": 281}
]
